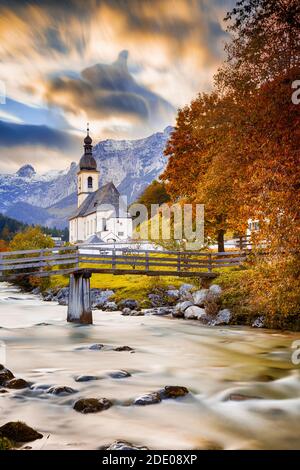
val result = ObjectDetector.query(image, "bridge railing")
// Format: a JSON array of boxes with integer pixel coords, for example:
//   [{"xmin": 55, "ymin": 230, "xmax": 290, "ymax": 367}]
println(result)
[
  {"xmin": 0, "ymin": 245, "xmax": 246, "ymax": 279},
  {"xmin": 0, "ymin": 245, "xmax": 79, "ymax": 280}
]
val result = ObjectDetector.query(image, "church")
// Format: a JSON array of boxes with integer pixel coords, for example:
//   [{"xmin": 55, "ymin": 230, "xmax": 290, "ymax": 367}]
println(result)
[{"xmin": 69, "ymin": 127, "xmax": 133, "ymax": 244}]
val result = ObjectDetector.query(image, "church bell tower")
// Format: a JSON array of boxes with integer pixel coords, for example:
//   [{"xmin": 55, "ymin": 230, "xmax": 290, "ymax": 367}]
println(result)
[{"xmin": 77, "ymin": 124, "xmax": 99, "ymax": 207}]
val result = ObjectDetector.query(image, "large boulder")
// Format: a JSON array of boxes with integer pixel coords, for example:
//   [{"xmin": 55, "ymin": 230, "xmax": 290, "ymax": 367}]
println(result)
[
  {"xmin": 184, "ymin": 306, "xmax": 206, "ymax": 320},
  {"xmin": 193, "ymin": 289, "xmax": 209, "ymax": 307},
  {"xmin": 172, "ymin": 301, "xmax": 193, "ymax": 318},
  {"xmin": 56, "ymin": 287, "xmax": 69, "ymax": 305},
  {"xmin": 209, "ymin": 284, "xmax": 222, "ymax": 296},
  {"xmin": 118, "ymin": 299, "xmax": 139, "ymax": 311},
  {"xmin": 179, "ymin": 283, "xmax": 194, "ymax": 301},
  {"xmin": 0, "ymin": 422, "xmax": 43, "ymax": 442},
  {"xmin": 0, "ymin": 366, "xmax": 14, "ymax": 386},
  {"xmin": 165, "ymin": 289, "xmax": 180, "ymax": 300},
  {"xmin": 91, "ymin": 289, "xmax": 114, "ymax": 309},
  {"xmin": 211, "ymin": 309, "xmax": 232, "ymax": 326}
]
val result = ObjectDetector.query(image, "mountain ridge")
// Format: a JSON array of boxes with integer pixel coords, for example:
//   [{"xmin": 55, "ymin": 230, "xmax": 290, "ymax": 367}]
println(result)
[{"xmin": 0, "ymin": 126, "xmax": 172, "ymax": 228}]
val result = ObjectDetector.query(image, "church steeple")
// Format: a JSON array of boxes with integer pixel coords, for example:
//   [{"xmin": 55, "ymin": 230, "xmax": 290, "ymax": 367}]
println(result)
[
  {"xmin": 79, "ymin": 123, "xmax": 97, "ymax": 171},
  {"xmin": 77, "ymin": 123, "xmax": 99, "ymax": 208}
]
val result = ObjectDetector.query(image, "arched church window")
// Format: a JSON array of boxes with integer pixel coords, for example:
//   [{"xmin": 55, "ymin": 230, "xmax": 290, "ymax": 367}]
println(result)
[{"xmin": 88, "ymin": 176, "xmax": 93, "ymax": 189}]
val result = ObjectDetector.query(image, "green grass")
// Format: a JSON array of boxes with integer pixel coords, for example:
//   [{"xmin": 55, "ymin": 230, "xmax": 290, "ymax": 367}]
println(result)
[{"xmin": 50, "ymin": 272, "xmax": 197, "ymax": 303}]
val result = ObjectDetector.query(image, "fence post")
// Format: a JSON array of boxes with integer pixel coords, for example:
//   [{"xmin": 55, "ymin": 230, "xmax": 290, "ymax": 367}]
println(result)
[
  {"xmin": 208, "ymin": 253, "xmax": 212, "ymax": 273},
  {"xmin": 177, "ymin": 252, "xmax": 181, "ymax": 272},
  {"xmin": 112, "ymin": 249, "xmax": 116, "ymax": 271},
  {"xmin": 39, "ymin": 249, "xmax": 44, "ymax": 272},
  {"xmin": 145, "ymin": 251, "xmax": 149, "ymax": 271}
]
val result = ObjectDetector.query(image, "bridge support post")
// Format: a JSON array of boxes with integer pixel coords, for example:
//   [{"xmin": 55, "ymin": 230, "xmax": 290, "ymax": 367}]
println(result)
[{"xmin": 67, "ymin": 270, "xmax": 92, "ymax": 325}]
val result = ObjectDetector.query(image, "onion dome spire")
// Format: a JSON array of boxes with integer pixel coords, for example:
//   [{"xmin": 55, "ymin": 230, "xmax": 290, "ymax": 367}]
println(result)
[{"xmin": 79, "ymin": 123, "xmax": 97, "ymax": 170}]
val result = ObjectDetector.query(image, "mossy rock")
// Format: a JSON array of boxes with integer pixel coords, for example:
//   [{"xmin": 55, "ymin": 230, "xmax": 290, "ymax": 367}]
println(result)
[
  {"xmin": 73, "ymin": 398, "xmax": 113, "ymax": 414},
  {"xmin": 0, "ymin": 422, "xmax": 43, "ymax": 442},
  {"xmin": 0, "ymin": 368, "xmax": 14, "ymax": 386},
  {"xmin": 0, "ymin": 437, "xmax": 13, "ymax": 450}
]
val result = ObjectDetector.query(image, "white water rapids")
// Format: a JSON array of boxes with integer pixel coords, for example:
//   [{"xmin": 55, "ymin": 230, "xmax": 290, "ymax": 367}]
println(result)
[{"xmin": 0, "ymin": 283, "xmax": 299, "ymax": 450}]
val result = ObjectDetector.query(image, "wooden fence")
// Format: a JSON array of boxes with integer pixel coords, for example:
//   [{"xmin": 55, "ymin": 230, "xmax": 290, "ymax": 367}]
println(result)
[{"xmin": 0, "ymin": 245, "xmax": 246, "ymax": 280}]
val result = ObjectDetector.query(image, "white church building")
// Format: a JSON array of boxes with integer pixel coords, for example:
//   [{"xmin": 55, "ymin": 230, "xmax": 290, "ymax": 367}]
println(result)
[{"xmin": 69, "ymin": 127, "xmax": 132, "ymax": 244}]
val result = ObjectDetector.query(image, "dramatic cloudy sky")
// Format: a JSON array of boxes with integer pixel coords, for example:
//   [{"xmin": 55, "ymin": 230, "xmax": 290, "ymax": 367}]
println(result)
[{"xmin": 0, "ymin": 0, "xmax": 235, "ymax": 173}]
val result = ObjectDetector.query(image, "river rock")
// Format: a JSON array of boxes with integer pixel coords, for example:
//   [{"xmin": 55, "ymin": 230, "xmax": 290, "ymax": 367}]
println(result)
[
  {"xmin": 129, "ymin": 310, "xmax": 144, "ymax": 316},
  {"xmin": 89, "ymin": 343, "xmax": 104, "ymax": 350},
  {"xmin": 57, "ymin": 287, "xmax": 69, "ymax": 305},
  {"xmin": 209, "ymin": 284, "xmax": 222, "ymax": 296},
  {"xmin": 118, "ymin": 299, "xmax": 139, "ymax": 311},
  {"xmin": 103, "ymin": 301, "xmax": 118, "ymax": 311},
  {"xmin": 184, "ymin": 306, "xmax": 206, "ymax": 320},
  {"xmin": 5, "ymin": 378, "xmax": 29, "ymax": 389},
  {"xmin": 179, "ymin": 283, "xmax": 194, "ymax": 301},
  {"xmin": 134, "ymin": 392, "xmax": 161, "ymax": 406},
  {"xmin": 159, "ymin": 386, "xmax": 189, "ymax": 399},
  {"xmin": 211, "ymin": 309, "xmax": 232, "ymax": 326},
  {"xmin": 108, "ymin": 370, "xmax": 131, "ymax": 379},
  {"xmin": 0, "ymin": 389, "xmax": 8, "ymax": 394},
  {"xmin": 0, "ymin": 367, "xmax": 14, "ymax": 385},
  {"xmin": 47, "ymin": 386, "xmax": 77, "ymax": 395},
  {"xmin": 144, "ymin": 307, "xmax": 173, "ymax": 316},
  {"xmin": 166, "ymin": 289, "xmax": 180, "ymax": 300},
  {"xmin": 252, "ymin": 316, "xmax": 265, "ymax": 328},
  {"xmin": 102, "ymin": 440, "xmax": 149, "ymax": 450},
  {"xmin": 31, "ymin": 287, "xmax": 41, "ymax": 296},
  {"xmin": 172, "ymin": 301, "xmax": 193, "ymax": 318},
  {"xmin": 73, "ymin": 397, "xmax": 112, "ymax": 413},
  {"xmin": 121, "ymin": 308, "xmax": 131, "ymax": 316},
  {"xmin": 148, "ymin": 293, "xmax": 164, "ymax": 307},
  {"xmin": 114, "ymin": 346, "xmax": 134, "ymax": 352},
  {"xmin": 0, "ymin": 421, "xmax": 43, "ymax": 442},
  {"xmin": 193, "ymin": 289, "xmax": 209, "ymax": 307},
  {"xmin": 75, "ymin": 375, "xmax": 98, "ymax": 382},
  {"xmin": 91, "ymin": 289, "xmax": 114, "ymax": 309}
]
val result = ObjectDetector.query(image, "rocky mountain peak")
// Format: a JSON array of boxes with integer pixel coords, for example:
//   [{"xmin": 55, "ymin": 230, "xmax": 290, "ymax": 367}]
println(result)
[{"xmin": 16, "ymin": 164, "xmax": 36, "ymax": 178}]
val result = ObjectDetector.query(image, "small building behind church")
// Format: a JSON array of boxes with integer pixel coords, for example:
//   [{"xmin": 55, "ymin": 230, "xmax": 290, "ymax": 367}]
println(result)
[{"xmin": 69, "ymin": 128, "xmax": 132, "ymax": 244}]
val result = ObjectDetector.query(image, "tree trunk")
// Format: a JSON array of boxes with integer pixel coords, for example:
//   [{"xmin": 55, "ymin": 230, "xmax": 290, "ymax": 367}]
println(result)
[{"xmin": 217, "ymin": 230, "xmax": 225, "ymax": 252}]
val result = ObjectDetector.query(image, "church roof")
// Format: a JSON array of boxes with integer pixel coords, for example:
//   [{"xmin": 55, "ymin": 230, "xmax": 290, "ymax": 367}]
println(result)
[{"xmin": 69, "ymin": 182, "xmax": 127, "ymax": 219}]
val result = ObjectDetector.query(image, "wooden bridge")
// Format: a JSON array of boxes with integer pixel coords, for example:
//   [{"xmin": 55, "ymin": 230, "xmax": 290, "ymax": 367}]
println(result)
[{"xmin": 0, "ymin": 245, "xmax": 245, "ymax": 324}]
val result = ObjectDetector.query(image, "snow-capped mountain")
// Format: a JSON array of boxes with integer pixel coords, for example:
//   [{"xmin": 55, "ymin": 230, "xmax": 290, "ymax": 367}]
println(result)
[{"xmin": 0, "ymin": 126, "xmax": 173, "ymax": 228}]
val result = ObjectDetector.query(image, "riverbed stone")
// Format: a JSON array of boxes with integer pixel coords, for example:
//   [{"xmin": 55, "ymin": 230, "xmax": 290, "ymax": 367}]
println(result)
[
  {"xmin": 118, "ymin": 299, "xmax": 139, "ymax": 311},
  {"xmin": 114, "ymin": 346, "xmax": 134, "ymax": 352},
  {"xmin": 184, "ymin": 306, "xmax": 206, "ymax": 320},
  {"xmin": 179, "ymin": 283, "xmax": 194, "ymax": 301},
  {"xmin": 121, "ymin": 308, "xmax": 131, "ymax": 316},
  {"xmin": 102, "ymin": 440, "xmax": 149, "ymax": 450},
  {"xmin": 172, "ymin": 301, "xmax": 193, "ymax": 318},
  {"xmin": 134, "ymin": 392, "xmax": 161, "ymax": 406},
  {"xmin": 56, "ymin": 287, "xmax": 69, "ymax": 305},
  {"xmin": 211, "ymin": 309, "xmax": 232, "ymax": 326},
  {"xmin": 159, "ymin": 386, "xmax": 189, "ymax": 399},
  {"xmin": 148, "ymin": 293, "xmax": 164, "ymax": 307},
  {"xmin": 73, "ymin": 397, "xmax": 112, "ymax": 414},
  {"xmin": 166, "ymin": 289, "xmax": 180, "ymax": 300},
  {"xmin": 103, "ymin": 301, "xmax": 118, "ymax": 311},
  {"xmin": 0, "ymin": 367, "xmax": 14, "ymax": 385},
  {"xmin": 252, "ymin": 316, "xmax": 265, "ymax": 328},
  {"xmin": 5, "ymin": 378, "xmax": 29, "ymax": 389},
  {"xmin": 108, "ymin": 370, "xmax": 131, "ymax": 379},
  {"xmin": 0, "ymin": 421, "xmax": 43, "ymax": 442},
  {"xmin": 193, "ymin": 289, "xmax": 209, "ymax": 307},
  {"xmin": 91, "ymin": 289, "xmax": 114, "ymax": 309},
  {"xmin": 47, "ymin": 386, "xmax": 77, "ymax": 395},
  {"xmin": 0, "ymin": 389, "xmax": 8, "ymax": 394},
  {"xmin": 144, "ymin": 307, "xmax": 174, "ymax": 316},
  {"xmin": 89, "ymin": 343, "xmax": 104, "ymax": 350},
  {"xmin": 75, "ymin": 375, "xmax": 98, "ymax": 382}
]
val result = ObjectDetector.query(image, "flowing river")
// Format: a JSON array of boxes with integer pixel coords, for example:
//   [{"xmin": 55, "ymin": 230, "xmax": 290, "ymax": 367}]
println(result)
[{"xmin": 0, "ymin": 283, "xmax": 299, "ymax": 450}]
